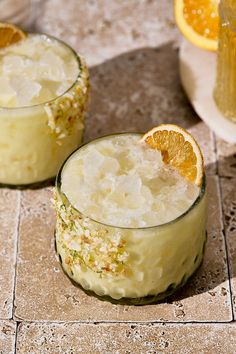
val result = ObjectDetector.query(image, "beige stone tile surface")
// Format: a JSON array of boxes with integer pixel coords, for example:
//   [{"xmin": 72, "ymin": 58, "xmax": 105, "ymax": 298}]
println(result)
[
  {"xmin": 189, "ymin": 124, "xmax": 216, "ymax": 176},
  {"xmin": 14, "ymin": 177, "xmax": 231, "ymax": 322},
  {"xmin": 221, "ymin": 177, "xmax": 236, "ymax": 317},
  {"xmin": 0, "ymin": 321, "xmax": 16, "ymax": 354},
  {"xmin": 86, "ymin": 43, "xmax": 199, "ymax": 140},
  {"xmin": 36, "ymin": 0, "xmax": 180, "ymax": 67},
  {"xmin": 207, "ymin": 176, "xmax": 224, "ymax": 233},
  {"xmin": 217, "ymin": 139, "xmax": 236, "ymax": 177},
  {"xmin": 0, "ymin": 190, "xmax": 20, "ymax": 319},
  {"xmin": 16, "ymin": 322, "xmax": 236, "ymax": 354}
]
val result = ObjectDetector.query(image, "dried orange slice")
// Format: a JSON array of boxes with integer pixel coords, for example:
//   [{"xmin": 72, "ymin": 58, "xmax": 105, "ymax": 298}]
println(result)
[
  {"xmin": 174, "ymin": 0, "xmax": 219, "ymax": 51},
  {"xmin": 0, "ymin": 23, "xmax": 26, "ymax": 48},
  {"xmin": 141, "ymin": 124, "xmax": 204, "ymax": 186}
]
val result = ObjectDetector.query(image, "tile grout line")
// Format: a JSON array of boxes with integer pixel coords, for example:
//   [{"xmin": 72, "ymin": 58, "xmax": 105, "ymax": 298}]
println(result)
[
  {"xmin": 10, "ymin": 319, "xmax": 236, "ymax": 326},
  {"xmin": 12, "ymin": 190, "xmax": 22, "ymax": 354},
  {"xmin": 212, "ymin": 131, "xmax": 218, "ymax": 176},
  {"xmin": 9, "ymin": 319, "xmax": 236, "ymax": 325},
  {"xmin": 217, "ymin": 175, "xmax": 234, "ymax": 321},
  {"xmin": 14, "ymin": 321, "xmax": 20, "ymax": 354},
  {"xmin": 11, "ymin": 190, "xmax": 21, "ymax": 318},
  {"xmin": 213, "ymin": 132, "xmax": 234, "ymax": 320}
]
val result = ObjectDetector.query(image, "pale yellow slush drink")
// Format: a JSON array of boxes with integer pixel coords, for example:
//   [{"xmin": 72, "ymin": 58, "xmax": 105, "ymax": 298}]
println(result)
[
  {"xmin": 55, "ymin": 133, "xmax": 207, "ymax": 304},
  {"xmin": 0, "ymin": 34, "xmax": 89, "ymax": 185}
]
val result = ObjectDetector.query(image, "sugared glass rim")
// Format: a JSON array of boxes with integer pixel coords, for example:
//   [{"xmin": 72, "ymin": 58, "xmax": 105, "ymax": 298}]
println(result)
[
  {"xmin": 0, "ymin": 32, "xmax": 84, "ymax": 110},
  {"xmin": 56, "ymin": 132, "xmax": 206, "ymax": 231}
]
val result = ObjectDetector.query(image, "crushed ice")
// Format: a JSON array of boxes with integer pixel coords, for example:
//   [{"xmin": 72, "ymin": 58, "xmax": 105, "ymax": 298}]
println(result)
[{"xmin": 61, "ymin": 135, "xmax": 200, "ymax": 228}]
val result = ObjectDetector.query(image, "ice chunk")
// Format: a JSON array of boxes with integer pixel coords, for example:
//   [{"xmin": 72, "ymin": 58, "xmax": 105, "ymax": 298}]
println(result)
[
  {"xmin": 0, "ymin": 77, "xmax": 16, "ymax": 106},
  {"xmin": 36, "ymin": 87, "xmax": 55, "ymax": 104},
  {"xmin": 118, "ymin": 151, "xmax": 134, "ymax": 172},
  {"xmin": 64, "ymin": 60, "xmax": 79, "ymax": 81},
  {"xmin": 23, "ymin": 61, "xmax": 40, "ymax": 81},
  {"xmin": 10, "ymin": 76, "xmax": 41, "ymax": 106},
  {"xmin": 116, "ymin": 174, "xmax": 142, "ymax": 195},
  {"xmin": 143, "ymin": 211, "xmax": 159, "ymax": 226},
  {"xmin": 141, "ymin": 186, "xmax": 153, "ymax": 200},
  {"xmin": 38, "ymin": 51, "xmax": 66, "ymax": 81},
  {"xmin": 101, "ymin": 157, "xmax": 120, "ymax": 174},
  {"xmin": 41, "ymin": 51, "xmax": 64, "ymax": 67},
  {"xmin": 107, "ymin": 190, "xmax": 126, "ymax": 206},
  {"xmin": 99, "ymin": 176, "xmax": 115, "ymax": 194},
  {"xmin": 105, "ymin": 174, "xmax": 144, "ymax": 211},
  {"xmin": 83, "ymin": 150, "xmax": 105, "ymax": 179},
  {"xmin": 2, "ymin": 55, "xmax": 25, "ymax": 74},
  {"xmin": 7, "ymin": 38, "xmax": 38, "ymax": 57},
  {"xmin": 97, "ymin": 142, "xmax": 117, "ymax": 157},
  {"xmin": 125, "ymin": 194, "xmax": 145, "ymax": 209}
]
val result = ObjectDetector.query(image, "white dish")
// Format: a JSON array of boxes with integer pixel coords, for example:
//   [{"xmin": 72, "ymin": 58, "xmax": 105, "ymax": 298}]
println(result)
[{"xmin": 179, "ymin": 39, "xmax": 236, "ymax": 143}]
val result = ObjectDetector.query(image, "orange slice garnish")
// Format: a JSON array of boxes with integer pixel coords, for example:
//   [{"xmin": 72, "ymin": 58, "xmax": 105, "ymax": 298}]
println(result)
[
  {"xmin": 174, "ymin": 0, "xmax": 219, "ymax": 51},
  {"xmin": 0, "ymin": 23, "xmax": 26, "ymax": 48},
  {"xmin": 141, "ymin": 124, "xmax": 204, "ymax": 186}
]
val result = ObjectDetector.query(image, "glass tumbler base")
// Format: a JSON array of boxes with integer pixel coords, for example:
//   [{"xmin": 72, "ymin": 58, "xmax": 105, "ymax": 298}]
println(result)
[{"xmin": 55, "ymin": 232, "xmax": 207, "ymax": 306}]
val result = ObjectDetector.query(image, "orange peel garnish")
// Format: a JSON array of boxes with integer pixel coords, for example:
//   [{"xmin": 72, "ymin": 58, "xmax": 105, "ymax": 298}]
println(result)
[
  {"xmin": 0, "ymin": 22, "xmax": 26, "ymax": 48},
  {"xmin": 141, "ymin": 124, "xmax": 204, "ymax": 186}
]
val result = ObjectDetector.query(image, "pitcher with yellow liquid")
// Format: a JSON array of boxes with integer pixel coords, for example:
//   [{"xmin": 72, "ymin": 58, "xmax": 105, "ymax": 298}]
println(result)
[{"xmin": 214, "ymin": 0, "xmax": 236, "ymax": 122}]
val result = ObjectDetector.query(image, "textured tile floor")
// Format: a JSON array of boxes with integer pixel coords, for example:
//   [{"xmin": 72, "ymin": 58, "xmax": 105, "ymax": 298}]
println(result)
[
  {"xmin": 1, "ymin": 0, "xmax": 236, "ymax": 353},
  {"xmin": 13, "ymin": 177, "xmax": 231, "ymax": 323},
  {"xmin": 0, "ymin": 191, "xmax": 20, "ymax": 320},
  {"xmin": 15, "ymin": 323, "xmax": 236, "ymax": 354},
  {"xmin": 0, "ymin": 321, "xmax": 16, "ymax": 354}
]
